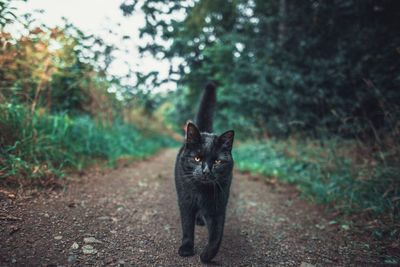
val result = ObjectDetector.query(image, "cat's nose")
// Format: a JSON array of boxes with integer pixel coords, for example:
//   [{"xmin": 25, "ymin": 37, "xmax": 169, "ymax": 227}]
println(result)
[{"xmin": 202, "ymin": 165, "xmax": 210, "ymax": 175}]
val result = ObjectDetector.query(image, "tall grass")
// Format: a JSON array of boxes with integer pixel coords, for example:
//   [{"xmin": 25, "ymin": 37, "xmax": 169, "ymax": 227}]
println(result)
[
  {"xmin": 233, "ymin": 138, "xmax": 400, "ymax": 223},
  {"xmin": 0, "ymin": 104, "xmax": 177, "ymax": 187}
]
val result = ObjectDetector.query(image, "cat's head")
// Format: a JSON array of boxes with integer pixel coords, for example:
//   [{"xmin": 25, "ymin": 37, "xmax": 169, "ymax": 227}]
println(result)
[{"xmin": 182, "ymin": 122, "xmax": 234, "ymax": 184}]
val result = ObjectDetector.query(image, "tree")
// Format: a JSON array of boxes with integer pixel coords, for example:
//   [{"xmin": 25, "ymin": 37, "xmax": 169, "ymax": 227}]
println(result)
[{"xmin": 121, "ymin": 0, "xmax": 400, "ymax": 138}]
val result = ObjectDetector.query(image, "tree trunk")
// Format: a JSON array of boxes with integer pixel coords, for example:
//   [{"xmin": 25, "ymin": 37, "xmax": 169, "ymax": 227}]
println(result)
[{"xmin": 278, "ymin": 0, "xmax": 287, "ymax": 47}]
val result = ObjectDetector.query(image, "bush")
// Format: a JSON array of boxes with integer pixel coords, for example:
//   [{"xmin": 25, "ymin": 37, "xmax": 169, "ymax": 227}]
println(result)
[
  {"xmin": 233, "ymin": 138, "xmax": 400, "ymax": 219},
  {"xmin": 0, "ymin": 104, "xmax": 177, "ymax": 187}
]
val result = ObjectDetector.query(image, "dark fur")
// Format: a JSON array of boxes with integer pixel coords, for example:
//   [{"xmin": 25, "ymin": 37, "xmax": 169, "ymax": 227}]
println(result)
[
  {"xmin": 195, "ymin": 83, "xmax": 216, "ymax": 133},
  {"xmin": 174, "ymin": 83, "xmax": 234, "ymax": 263}
]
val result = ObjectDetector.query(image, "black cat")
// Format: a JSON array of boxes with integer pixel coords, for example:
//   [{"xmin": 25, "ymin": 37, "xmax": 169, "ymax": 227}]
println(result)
[{"xmin": 174, "ymin": 83, "xmax": 234, "ymax": 263}]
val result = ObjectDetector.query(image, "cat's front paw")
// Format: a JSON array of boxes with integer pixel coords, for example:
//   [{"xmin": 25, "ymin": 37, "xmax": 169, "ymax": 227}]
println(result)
[
  {"xmin": 178, "ymin": 244, "xmax": 195, "ymax": 257},
  {"xmin": 200, "ymin": 247, "xmax": 217, "ymax": 263}
]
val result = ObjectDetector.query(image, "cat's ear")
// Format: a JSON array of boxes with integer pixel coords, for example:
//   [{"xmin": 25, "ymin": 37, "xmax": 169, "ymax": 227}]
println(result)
[
  {"xmin": 218, "ymin": 130, "xmax": 234, "ymax": 151},
  {"xmin": 186, "ymin": 122, "xmax": 201, "ymax": 144}
]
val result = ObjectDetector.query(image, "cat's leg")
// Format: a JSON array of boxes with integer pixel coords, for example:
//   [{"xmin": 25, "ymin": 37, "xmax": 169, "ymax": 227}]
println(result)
[
  {"xmin": 200, "ymin": 214, "xmax": 225, "ymax": 262},
  {"xmin": 178, "ymin": 206, "xmax": 196, "ymax": 257}
]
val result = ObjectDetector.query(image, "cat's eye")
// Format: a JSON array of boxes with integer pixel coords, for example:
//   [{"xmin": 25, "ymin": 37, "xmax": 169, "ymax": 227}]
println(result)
[
  {"xmin": 214, "ymin": 160, "xmax": 221, "ymax": 164},
  {"xmin": 194, "ymin": 157, "xmax": 201, "ymax": 162}
]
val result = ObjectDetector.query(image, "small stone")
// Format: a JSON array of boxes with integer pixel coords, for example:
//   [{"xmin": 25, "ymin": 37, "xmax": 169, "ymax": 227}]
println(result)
[
  {"xmin": 84, "ymin": 237, "xmax": 96, "ymax": 243},
  {"xmin": 84, "ymin": 237, "xmax": 103, "ymax": 244},
  {"xmin": 54, "ymin": 235, "xmax": 63, "ymax": 240},
  {"xmin": 300, "ymin": 263, "xmax": 315, "ymax": 267},
  {"xmin": 110, "ymin": 230, "xmax": 117, "ymax": 234},
  {"xmin": 67, "ymin": 255, "xmax": 77, "ymax": 262},
  {"xmin": 82, "ymin": 245, "xmax": 97, "ymax": 254},
  {"xmin": 138, "ymin": 181, "xmax": 147, "ymax": 187},
  {"xmin": 11, "ymin": 259, "xmax": 16, "ymax": 263},
  {"xmin": 71, "ymin": 242, "xmax": 79, "ymax": 249},
  {"xmin": 68, "ymin": 202, "xmax": 78, "ymax": 208},
  {"xmin": 248, "ymin": 201, "xmax": 257, "ymax": 206},
  {"xmin": 44, "ymin": 213, "xmax": 50, "ymax": 218}
]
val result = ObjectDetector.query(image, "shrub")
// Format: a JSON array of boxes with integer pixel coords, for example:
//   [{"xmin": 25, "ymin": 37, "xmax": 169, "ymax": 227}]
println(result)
[
  {"xmin": 0, "ymin": 104, "xmax": 177, "ymax": 187},
  {"xmin": 233, "ymin": 138, "xmax": 400, "ymax": 219}
]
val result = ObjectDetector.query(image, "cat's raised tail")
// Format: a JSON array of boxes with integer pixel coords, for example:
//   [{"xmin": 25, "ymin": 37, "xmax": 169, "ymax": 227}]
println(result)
[{"xmin": 195, "ymin": 82, "xmax": 217, "ymax": 133}]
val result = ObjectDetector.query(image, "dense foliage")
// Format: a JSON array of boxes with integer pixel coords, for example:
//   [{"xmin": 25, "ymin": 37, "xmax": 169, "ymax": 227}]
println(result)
[
  {"xmin": 0, "ymin": 2, "xmax": 176, "ymax": 187},
  {"xmin": 0, "ymin": 104, "xmax": 175, "ymax": 187},
  {"xmin": 234, "ymin": 140, "xmax": 398, "ymax": 220},
  {"xmin": 122, "ymin": 0, "xmax": 400, "ymax": 138}
]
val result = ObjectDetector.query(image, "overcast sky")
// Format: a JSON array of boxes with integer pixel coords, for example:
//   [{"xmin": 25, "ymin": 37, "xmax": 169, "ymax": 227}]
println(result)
[{"xmin": 10, "ymin": 0, "xmax": 181, "ymax": 93}]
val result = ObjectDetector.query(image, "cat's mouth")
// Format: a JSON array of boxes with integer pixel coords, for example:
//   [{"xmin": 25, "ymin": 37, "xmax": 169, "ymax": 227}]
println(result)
[{"xmin": 199, "ymin": 177, "xmax": 214, "ymax": 184}]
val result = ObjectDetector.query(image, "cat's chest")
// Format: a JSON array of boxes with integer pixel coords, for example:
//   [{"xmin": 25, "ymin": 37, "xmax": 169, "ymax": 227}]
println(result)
[{"xmin": 193, "ymin": 185, "xmax": 223, "ymax": 202}]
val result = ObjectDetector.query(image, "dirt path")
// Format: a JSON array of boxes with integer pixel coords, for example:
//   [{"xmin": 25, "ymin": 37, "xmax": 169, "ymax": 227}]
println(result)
[{"xmin": 0, "ymin": 149, "xmax": 388, "ymax": 266}]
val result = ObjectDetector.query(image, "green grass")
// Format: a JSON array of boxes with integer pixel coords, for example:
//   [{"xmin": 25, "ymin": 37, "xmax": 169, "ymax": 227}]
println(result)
[
  {"xmin": 0, "ymin": 104, "xmax": 178, "ymax": 187},
  {"xmin": 233, "ymin": 139, "xmax": 400, "ymax": 219}
]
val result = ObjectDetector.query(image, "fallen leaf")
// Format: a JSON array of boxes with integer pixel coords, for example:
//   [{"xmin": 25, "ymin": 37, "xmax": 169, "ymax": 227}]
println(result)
[
  {"xmin": 341, "ymin": 225, "xmax": 350, "ymax": 230},
  {"xmin": 33, "ymin": 166, "xmax": 39, "ymax": 174}
]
